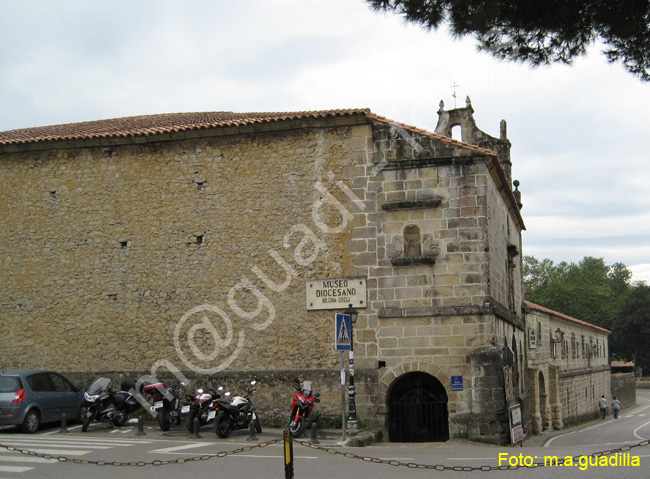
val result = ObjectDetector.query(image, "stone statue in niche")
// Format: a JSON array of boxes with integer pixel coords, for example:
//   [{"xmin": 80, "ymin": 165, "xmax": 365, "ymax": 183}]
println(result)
[{"xmin": 403, "ymin": 225, "xmax": 421, "ymax": 258}]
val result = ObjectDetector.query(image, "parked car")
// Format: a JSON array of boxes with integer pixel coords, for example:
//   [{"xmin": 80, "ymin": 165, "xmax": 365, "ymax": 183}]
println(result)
[{"xmin": 0, "ymin": 370, "xmax": 85, "ymax": 433}]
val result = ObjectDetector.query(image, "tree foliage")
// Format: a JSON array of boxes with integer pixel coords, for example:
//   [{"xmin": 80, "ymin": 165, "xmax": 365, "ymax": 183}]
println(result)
[
  {"xmin": 613, "ymin": 283, "xmax": 650, "ymax": 367},
  {"xmin": 523, "ymin": 255, "xmax": 631, "ymax": 330},
  {"xmin": 524, "ymin": 255, "xmax": 650, "ymax": 368},
  {"xmin": 366, "ymin": 1, "xmax": 650, "ymax": 81}
]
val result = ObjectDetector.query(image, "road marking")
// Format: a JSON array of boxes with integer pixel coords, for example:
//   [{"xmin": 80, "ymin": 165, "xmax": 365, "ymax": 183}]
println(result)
[
  {"xmin": 447, "ymin": 457, "xmax": 494, "ymax": 460},
  {"xmin": 150, "ymin": 443, "xmax": 219, "ymax": 453},
  {"xmin": 0, "ymin": 465, "xmax": 34, "ymax": 473},
  {"xmin": 4, "ymin": 448, "xmax": 92, "ymax": 456},
  {"xmin": 219, "ymin": 454, "xmax": 318, "ymax": 459},
  {"xmin": 0, "ymin": 440, "xmax": 113, "ymax": 450},
  {"xmin": 0, "ymin": 455, "xmax": 58, "ymax": 464},
  {"xmin": 633, "ymin": 419, "xmax": 650, "ymax": 440}
]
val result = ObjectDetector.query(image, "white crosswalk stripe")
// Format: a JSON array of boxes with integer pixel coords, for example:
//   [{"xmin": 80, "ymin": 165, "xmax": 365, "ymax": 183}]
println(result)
[{"xmin": 0, "ymin": 434, "xmax": 152, "ymax": 474}]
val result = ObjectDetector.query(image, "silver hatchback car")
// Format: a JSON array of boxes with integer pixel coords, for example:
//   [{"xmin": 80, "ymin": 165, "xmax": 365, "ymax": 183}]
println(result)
[{"xmin": 0, "ymin": 370, "xmax": 84, "ymax": 433}]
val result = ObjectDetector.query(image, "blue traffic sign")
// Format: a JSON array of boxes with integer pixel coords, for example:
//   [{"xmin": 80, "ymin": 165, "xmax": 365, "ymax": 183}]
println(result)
[{"xmin": 335, "ymin": 313, "xmax": 352, "ymax": 351}]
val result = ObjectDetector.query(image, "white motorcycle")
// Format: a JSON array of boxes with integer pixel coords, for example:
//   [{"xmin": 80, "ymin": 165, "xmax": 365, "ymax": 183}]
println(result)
[{"xmin": 213, "ymin": 381, "xmax": 262, "ymax": 438}]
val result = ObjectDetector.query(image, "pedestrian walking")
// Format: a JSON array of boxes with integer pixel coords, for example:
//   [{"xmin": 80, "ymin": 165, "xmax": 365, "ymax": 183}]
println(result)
[
  {"xmin": 598, "ymin": 395, "xmax": 607, "ymax": 419},
  {"xmin": 612, "ymin": 397, "xmax": 622, "ymax": 419}
]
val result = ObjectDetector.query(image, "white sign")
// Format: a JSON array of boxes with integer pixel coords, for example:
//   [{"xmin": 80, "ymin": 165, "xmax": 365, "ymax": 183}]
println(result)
[
  {"xmin": 528, "ymin": 329, "xmax": 537, "ymax": 349},
  {"xmin": 306, "ymin": 278, "xmax": 366, "ymax": 310}
]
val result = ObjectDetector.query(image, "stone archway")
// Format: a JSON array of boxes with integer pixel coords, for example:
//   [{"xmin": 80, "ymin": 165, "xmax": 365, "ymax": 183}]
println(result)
[
  {"xmin": 387, "ymin": 371, "xmax": 449, "ymax": 442},
  {"xmin": 539, "ymin": 371, "xmax": 548, "ymax": 430}
]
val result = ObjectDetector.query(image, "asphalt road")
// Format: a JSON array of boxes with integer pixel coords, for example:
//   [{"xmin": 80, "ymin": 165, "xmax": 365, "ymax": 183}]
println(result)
[{"xmin": 1, "ymin": 389, "xmax": 649, "ymax": 478}]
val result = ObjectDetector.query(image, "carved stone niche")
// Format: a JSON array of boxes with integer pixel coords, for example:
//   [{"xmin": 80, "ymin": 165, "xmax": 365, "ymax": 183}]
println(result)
[{"xmin": 387, "ymin": 227, "xmax": 440, "ymax": 266}]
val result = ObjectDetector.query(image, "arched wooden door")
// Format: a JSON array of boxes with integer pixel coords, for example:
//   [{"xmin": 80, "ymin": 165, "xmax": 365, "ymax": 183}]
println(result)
[{"xmin": 387, "ymin": 372, "xmax": 449, "ymax": 442}]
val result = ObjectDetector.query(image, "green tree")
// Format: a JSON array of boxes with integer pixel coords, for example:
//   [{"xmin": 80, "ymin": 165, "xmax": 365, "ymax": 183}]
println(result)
[
  {"xmin": 366, "ymin": 1, "xmax": 650, "ymax": 81},
  {"xmin": 611, "ymin": 283, "xmax": 650, "ymax": 368},
  {"xmin": 523, "ymin": 255, "xmax": 633, "ymax": 330}
]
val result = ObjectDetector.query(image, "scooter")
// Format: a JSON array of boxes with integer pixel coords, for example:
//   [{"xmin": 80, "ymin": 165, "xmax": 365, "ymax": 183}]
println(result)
[
  {"xmin": 144, "ymin": 381, "xmax": 184, "ymax": 431},
  {"xmin": 181, "ymin": 386, "xmax": 223, "ymax": 432},
  {"xmin": 213, "ymin": 380, "xmax": 262, "ymax": 438},
  {"xmin": 288, "ymin": 378, "xmax": 320, "ymax": 437},
  {"xmin": 81, "ymin": 377, "xmax": 141, "ymax": 432}
]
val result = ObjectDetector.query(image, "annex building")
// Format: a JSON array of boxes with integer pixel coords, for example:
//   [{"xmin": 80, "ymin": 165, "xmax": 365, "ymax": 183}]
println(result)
[{"xmin": 0, "ymin": 99, "xmax": 610, "ymax": 443}]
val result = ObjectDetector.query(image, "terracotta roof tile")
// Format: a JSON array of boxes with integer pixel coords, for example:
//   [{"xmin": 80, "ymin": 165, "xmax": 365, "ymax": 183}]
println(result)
[
  {"xmin": 610, "ymin": 361, "xmax": 635, "ymax": 368},
  {"xmin": 0, "ymin": 109, "xmax": 371, "ymax": 146},
  {"xmin": 1, "ymin": 109, "xmax": 496, "ymax": 158},
  {"xmin": 525, "ymin": 301, "xmax": 611, "ymax": 334}
]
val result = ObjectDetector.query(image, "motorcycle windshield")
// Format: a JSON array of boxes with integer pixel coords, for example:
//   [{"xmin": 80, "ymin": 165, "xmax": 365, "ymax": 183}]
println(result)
[
  {"xmin": 302, "ymin": 381, "xmax": 313, "ymax": 397},
  {"xmin": 87, "ymin": 377, "xmax": 111, "ymax": 395}
]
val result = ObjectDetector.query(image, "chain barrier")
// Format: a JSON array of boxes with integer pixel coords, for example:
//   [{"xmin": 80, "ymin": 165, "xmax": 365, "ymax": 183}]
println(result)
[
  {"xmin": 295, "ymin": 438, "xmax": 650, "ymax": 471},
  {"xmin": 1, "ymin": 436, "xmax": 648, "ymax": 470},
  {"xmin": 0, "ymin": 437, "xmax": 282, "ymax": 467}
]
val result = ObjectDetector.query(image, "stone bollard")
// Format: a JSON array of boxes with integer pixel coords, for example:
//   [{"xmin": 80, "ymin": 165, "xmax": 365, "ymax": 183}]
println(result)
[
  {"xmin": 246, "ymin": 421, "xmax": 258, "ymax": 442},
  {"xmin": 190, "ymin": 416, "xmax": 202, "ymax": 439},
  {"xmin": 57, "ymin": 413, "xmax": 69, "ymax": 434},
  {"xmin": 309, "ymin": 422, "xmax": 320, "ymax": 444},
  {"xmin": 135, "ymin": 416, "xmax": 147, "ymax": 436}
]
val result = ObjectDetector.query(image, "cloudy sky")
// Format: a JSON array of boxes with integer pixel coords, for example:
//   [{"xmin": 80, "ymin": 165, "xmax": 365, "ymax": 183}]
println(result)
[{"xmin": 2, "ymin": 0, "xmax": 649, "ymax": 282}]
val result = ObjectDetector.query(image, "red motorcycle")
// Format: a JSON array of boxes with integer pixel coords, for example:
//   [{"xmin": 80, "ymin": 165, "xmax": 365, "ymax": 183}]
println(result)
[{"xmin": 288, "ymin": 379, "xmax": 319, "ymax": 437}]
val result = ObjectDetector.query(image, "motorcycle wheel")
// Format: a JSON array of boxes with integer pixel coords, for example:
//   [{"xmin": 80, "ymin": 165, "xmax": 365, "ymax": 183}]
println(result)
[
  {"xmin": 111, "ymin": 412, "xmax": 127, "ymax": 428},
  {"xmin": 81, "ymin": 412, "xmax": 92, "ymax": 432},
  {"xmin": 289, "ymin": 416, "xmax": 306, "ymax": 437},
  {"xmin": 175, "ymin": 410, "xmax": 182, "ymax": 425},
  {"xmin": 76, "ymin": 405, "xmax": 87, "ymax": 424},
  {"xmin": 158, "ymin": 407, "xmax": 171, "ymax": 431},
  {"xmin": 214, "ymin": 412, "xmax": 232, "ymax": 438},
  {"xmin": 254, "ymin": 417, "xmax": 262, "ymax": 434},
  {"xmin": 185, "ymin": 410, "xmax": 198, "ymax": 433}
]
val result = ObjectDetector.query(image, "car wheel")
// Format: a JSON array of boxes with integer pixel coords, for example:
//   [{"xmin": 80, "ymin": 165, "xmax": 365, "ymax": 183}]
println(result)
[
  {"xmin": 214, "ymin": 412, "xmax": 232, "ymax": 438},
  {"xmin": 21, "ymin": 409, "xmax": 40, "ymax": 434}
]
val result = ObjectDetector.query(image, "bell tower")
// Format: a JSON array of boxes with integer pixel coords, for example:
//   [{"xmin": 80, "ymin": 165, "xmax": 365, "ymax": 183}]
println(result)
[{"xmin": 435, "ymin": 96, "xmax": 513, "ymax": 183}]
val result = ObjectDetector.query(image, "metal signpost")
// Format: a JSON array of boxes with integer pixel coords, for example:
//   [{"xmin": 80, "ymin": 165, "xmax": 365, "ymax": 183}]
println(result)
[{"xmin": 335, "ymin": 312, "xmax": 352, "ymax": 437}]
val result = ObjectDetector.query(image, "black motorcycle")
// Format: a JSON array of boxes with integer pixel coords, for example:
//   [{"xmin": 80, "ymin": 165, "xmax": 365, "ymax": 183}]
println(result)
[
  {"xmin": 144, "ymin": 381, "xmax": 184, "ymax": 431},
  {"xmin": 182, "ymin": 386, "xmax": 223, "ymax": 433},
  {"xmin": 214, "ymin": 380, "xmax": 262, "ymax": 438},
  {"xmin": 81, "ymin": 377, "xmax": 141, "ymax": 432}
]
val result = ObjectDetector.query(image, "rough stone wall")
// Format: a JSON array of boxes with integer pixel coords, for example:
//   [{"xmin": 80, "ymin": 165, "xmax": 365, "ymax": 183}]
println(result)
[
  {"xmin": 611, "ymin": 372, "xmax": 636, "ymax": 410},
  {"xmin": 0, "ymin": 112, "xmax": 526, "ymax": 442},
  {"xmin": 342, "ymin": 121, "xmax": 525, "ymax": 442},
  {"xmin": 560, "ymin": 369, "xmax": 610, "ymax": 425},
  {"xmin": 0, "ymin": 123, "xmax": 366, "ymax": 377},
  {"xmin": 524, "ymin": 308, "xmax": 610, "ymax": 429}
]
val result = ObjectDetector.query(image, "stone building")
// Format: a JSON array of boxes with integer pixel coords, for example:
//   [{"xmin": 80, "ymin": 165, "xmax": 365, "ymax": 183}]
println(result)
[
  {"xmin": 524, "ymin": 301, "xmax": 610, "ymax": 431},
  {"xmin": 1, "ymin": 99, "xmax": 532, "ymax": 443}
]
